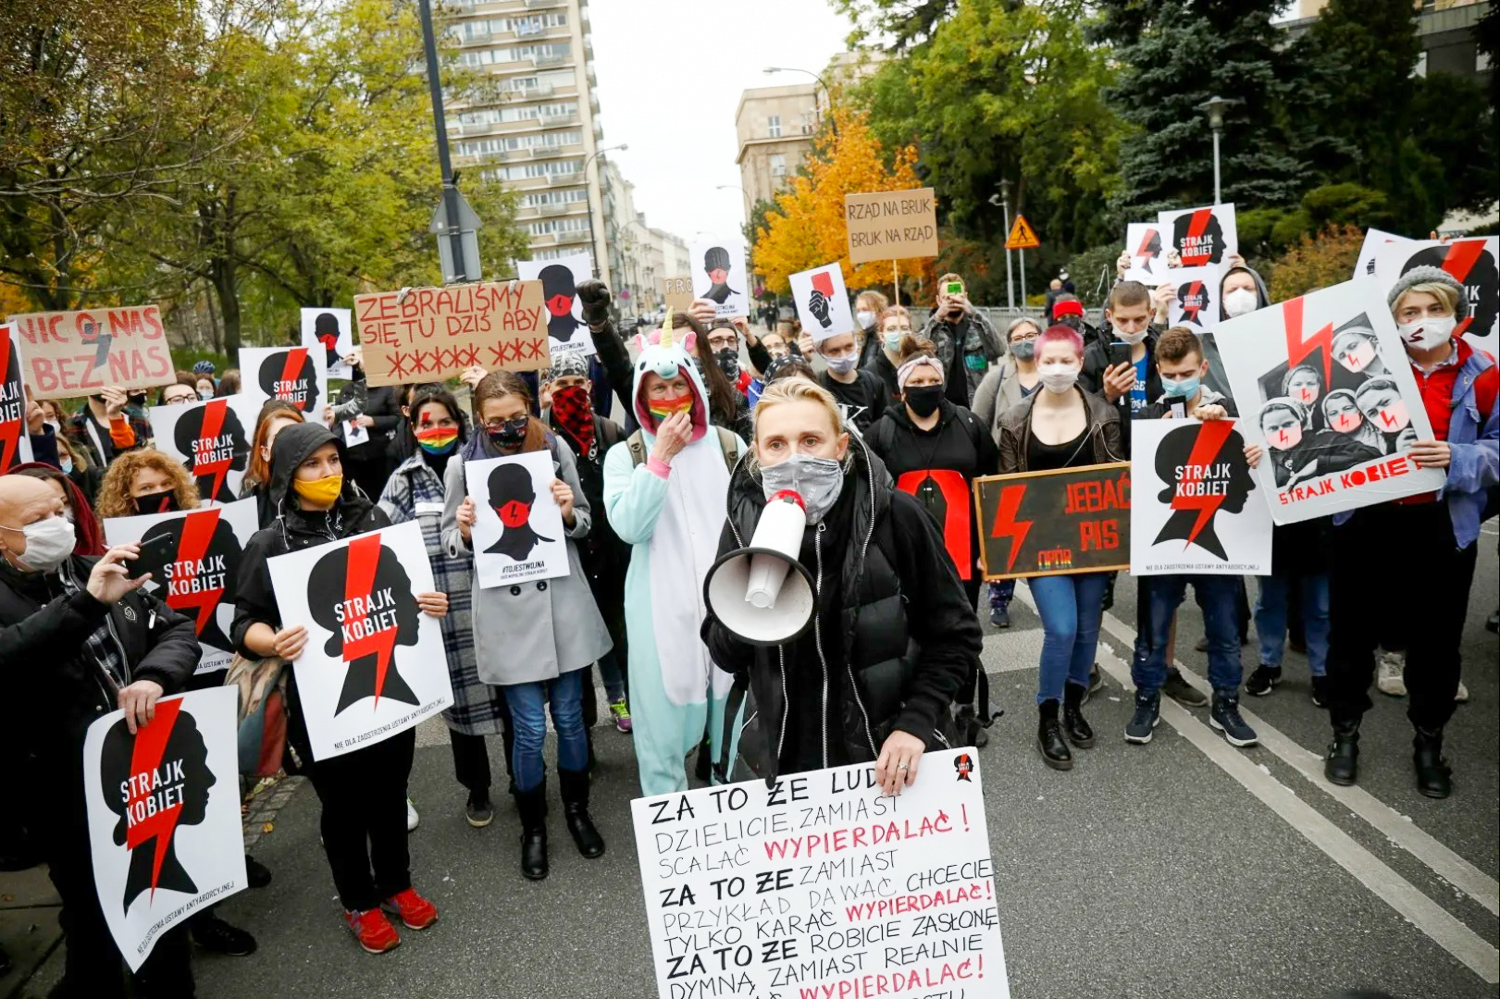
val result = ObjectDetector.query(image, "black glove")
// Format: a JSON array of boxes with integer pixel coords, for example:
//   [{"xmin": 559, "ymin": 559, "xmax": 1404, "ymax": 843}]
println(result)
[{"xmin": 576, "ymin": 279, "xmax": 611, "ymax": 327}]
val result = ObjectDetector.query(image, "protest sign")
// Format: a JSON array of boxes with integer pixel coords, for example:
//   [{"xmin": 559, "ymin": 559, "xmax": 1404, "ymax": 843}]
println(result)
[
  {"xmin": 9, "ymin": 304, "xmax": 174, "ymax": 400},
  {"xmin": 1157, "ymin": 204, "xmax": 1237, "ymax": 267},
  {"xmin": 844, "ymin": 187, "xmax": 938, "ymax": 264},
  {"xmin": 1129, "ymin": 419, "xmax": 1272, "ymax": 576},
  {"xmin": 689, "ymin": 238, "xmax": 750, "ymax": 320},
  {"xmin": 267, "ymin": 520, "xmax": 453, "ymax": 760},
  {"xmin": 1164, "ymin": 265, "xmax": 1222, "ymax": 334},
  {"xmin": 465, "ymin": 451, "xmax": 570, "ymax": 588},
  {"xmin": 789, "ymin": 263, "xmax": 856, "ymax": 345},
  {"xmin": 660, "ymin": 276, "xmax": 696, "ymax": 312},
  {"xmin": 82, "ymin": 687, "xmax": 247, "ymax": 971},
  {"xmin": 301, "ymin": 308, "xmax": 354, "ymax": 381},
  {"xmin": 1354, "ymin": 228, "xmax": 1412, "ymax": 280},
  {"xmin": 104, "ymin": 499, "xmax": 260, "ymax": 675},
  {"xmin": 354, "ymin": 281, "xmax": 549, "ymax": 387},
  {"xmin": 1, "ymin": 324, "xmax": 33, "ymax": 472},
  {"xmin": 1370, "ymin": 236, "xmax": 1499, "ymax": 354},
  {"xmin": 343, "ymin": 419, "xmax": 370, "ymax": 447},
  {"xmin": 1123, "ymin": 222, "xmax": 1168, "ymax": 284},
  {"xmin": 632, "ymin": 749, "xmax": 1010, "ymax": 999},
  {"xmin": 147, "ymin": 395, "xmax": 259, "ymax": 504},
  {"xmin": 1213, "ymin": 278, "xmax": 1445, "ymax": 523},
  {"xmin": 239, "ymin": 346, "xmax": 327, "ymax": 417},
  {"xmin": 974, "ymin": 463, "xmax": 1131, "ymax": 580},
  {"xmin": 517, "ymin": 254, "xmax": 596, "ymax": 359}
]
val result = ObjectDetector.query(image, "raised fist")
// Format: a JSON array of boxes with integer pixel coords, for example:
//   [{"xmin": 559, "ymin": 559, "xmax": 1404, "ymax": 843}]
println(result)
[
  {"xmin": 808, "ymin": 290, "xmax": 832, "ymax": 328},
  {"xmin": 576, "ymin": 280, "xmax": 612, "ymax": 326}
]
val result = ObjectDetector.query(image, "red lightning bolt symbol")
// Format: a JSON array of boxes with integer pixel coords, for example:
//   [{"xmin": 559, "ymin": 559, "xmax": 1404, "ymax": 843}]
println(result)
[
  {"xmin": 166, "ymin": 508, "xmax": 223, "ymax": 636},
  {"xmin": 989, "ymin": 484, "xmax": 1032, "ymax": 573},
  {"xmin": 276, "ymin": 349, "xmax": 310, "ymax": 410},
  {"xmin": 190, "ymin": 399, "xmax": 232, "ymax": 500},
  {"xmin": 1181, "ymin": 281, "xmax": 1205, "ymax": 323},
  {"xmin": 1181, "ymin": 209, "xmax": 1213, "ymax": 265},
  {"xmin": 0, "ymin": 330, "xmax": 20, "ymax": 470},
  {"xmin": 124, "ymin": 697, "xmax": 184, "ymax": 902},
  {"xmin": 1282, "ymin": 298, "xmax": 1335, "ymax": 390},
  {"xmin": 343, "ymin": 533, "xmax": 397, "ymax": 710},
  {"xmin": 1441, "ymin": 240, "xmax": 1484, "ymax": 339},
  {"xmin": 1169, "ymin": 420, "xmax": 1235, "ymax": 550},
  {"xmin": 1134, "ymin": 228, "xmax": 1158, "ymax": 258}
]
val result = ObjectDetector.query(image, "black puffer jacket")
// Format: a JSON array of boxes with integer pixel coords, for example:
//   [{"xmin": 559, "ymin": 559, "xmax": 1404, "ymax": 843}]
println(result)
[{"xmin": 702, "ymin": 438, "xmax": 982, "ymax": 780}]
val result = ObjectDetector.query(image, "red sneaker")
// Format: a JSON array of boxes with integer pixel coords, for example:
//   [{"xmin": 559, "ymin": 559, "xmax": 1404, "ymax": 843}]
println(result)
[
  {"xmin": 381, "ymin": 887, "xmax": 438, "ymax": 930},
  {"xmin": 345, "ymin": 908, "xmax": 400, "ymax": 954}
]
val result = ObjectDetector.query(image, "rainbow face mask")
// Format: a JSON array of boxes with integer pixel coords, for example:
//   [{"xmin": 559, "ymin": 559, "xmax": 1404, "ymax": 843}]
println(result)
[
  {"xmin": 415, "ymin": 425, "xmax": 458, "ymax": 455},
  {"xmin": 647, "ymin": 392, "xmax": 694, "ymax": 422}
]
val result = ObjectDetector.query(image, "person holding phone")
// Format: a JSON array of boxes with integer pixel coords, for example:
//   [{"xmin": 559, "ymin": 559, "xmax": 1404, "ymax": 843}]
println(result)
[
  {"xmin": 920, "ymin": 272, "xmax": 1002, "ymax": 405},
  {"xmin": 1081, "ymin": 281, "xmax": 1161, "ymax": 441},
  {"xmin": 64, "ymin": 385, "xmax": 150, "ymax": 470}
]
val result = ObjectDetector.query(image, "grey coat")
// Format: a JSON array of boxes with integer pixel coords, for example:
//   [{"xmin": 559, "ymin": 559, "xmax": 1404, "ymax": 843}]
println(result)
[
  {"xmin": 971, "ymin": 355, "xmax": 1037, "ymax": 447},
  {"xmin": 440, "ymin": 440, "xmax": 612, "ymax": 687}
]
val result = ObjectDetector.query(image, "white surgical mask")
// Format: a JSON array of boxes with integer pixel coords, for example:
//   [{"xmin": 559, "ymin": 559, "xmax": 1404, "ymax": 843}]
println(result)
[
  {"xmin": 760, "ymin": 453, "xmax": 845, "ymax": 525},
  {"xmin": 1223, "ymin": 288, "xmax": 1259, "ymax": 318},
  {"xmin": 44, "ymin": 419, "xmax": 61, "ymax": 434},
  {"xmin": 2, "ymin": 516, "xmax": 76, "ymax": 573},
  {"xmin": 1039, "ymin": 363, "xmax": 1081, "ymax": 395},
  {"xmin": 823, "ymin": 352, "xmax": 858, "ymax": 375},
  {"xmin": 856, "ymin": 310, "xmax": 876, "ymax": 329},
  {"xmin": 197, "ymin": 387, "xmax": 215, "ymax": 400},
  {"xmin": 1114, "ymin": 328, "xmax": 1149, "ymax": 346},
  {"xmin": 1398, "ymin": 314, "xmax": 1456, "ymax": 349}
]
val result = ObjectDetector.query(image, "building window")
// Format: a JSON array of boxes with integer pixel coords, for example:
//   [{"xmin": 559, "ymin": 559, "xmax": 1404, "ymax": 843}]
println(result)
[
  {"xmin": 769, "ymin": 153, "xmax": 786, "ymax": 178},
  {"xmin": 767, "ymin": 115, "xmax": 781, "ymax": 138}
]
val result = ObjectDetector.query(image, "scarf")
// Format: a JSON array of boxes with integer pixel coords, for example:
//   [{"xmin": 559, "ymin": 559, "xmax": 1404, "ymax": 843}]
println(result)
[{"xmin": 550, "ymin": 384, "xmax": 596, "ymax": 456}]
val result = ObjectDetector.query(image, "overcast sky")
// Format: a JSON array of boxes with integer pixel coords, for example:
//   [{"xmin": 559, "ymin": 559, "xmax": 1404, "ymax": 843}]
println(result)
[{"xmin": 588, "ymin": 0, "xmax": 851, "ymax": 251}]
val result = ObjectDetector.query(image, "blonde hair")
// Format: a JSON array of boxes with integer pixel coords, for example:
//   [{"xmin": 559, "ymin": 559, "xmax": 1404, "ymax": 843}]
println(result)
[
  {"xmin": 748, "ymin": 379, "xmax": 846, "ymax": 474},
  {"xmin": 855, "ymin": 290, "xmax": 889, "ymax": 315},
  {"xmin": 1394, "ymin": 282, "xmax": 1460, "ymax": 316},
  {"xmin": 96, "ymin": 448, "xmax": 202, "ymax": 518}
]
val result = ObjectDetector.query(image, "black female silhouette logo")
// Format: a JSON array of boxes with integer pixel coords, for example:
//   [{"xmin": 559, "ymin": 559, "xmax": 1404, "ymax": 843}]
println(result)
[
  {"xmin": 136, "ymin": 509, "xmax": 242, "ymax": 653},
  {"xmin": 256, "ymin": 348, "xmax": 320, "ymax": 413},
  {"xmin": 1152, "ymin": 421, "xmax": 1255, "ymax": 560},
  {"xmin": 308, "ymin": 533, "xmax": 423, "ymax": 713},
  {"xmin": 485, "ymin": 462, "xmax": 552, "ymax": 562},
  {"xmin": 539, "ymin": 265, "xmax": 582, "ymax": 343},
  {"xmin": 172, "ymin": 399, "xmax": 249, "ymax": 503},
  {"xmin": 313, "ymin": 312, "xmax": 343, "ymax": 369},
  {"xmin": 100, "ymin": 699, "xmax": 215, "ymax": 912}
]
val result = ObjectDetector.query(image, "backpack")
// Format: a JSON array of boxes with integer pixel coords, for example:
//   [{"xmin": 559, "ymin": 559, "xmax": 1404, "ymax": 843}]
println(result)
[{"xmin": 626, "ymin": 426, "xmax": 740, "ymax": 476}]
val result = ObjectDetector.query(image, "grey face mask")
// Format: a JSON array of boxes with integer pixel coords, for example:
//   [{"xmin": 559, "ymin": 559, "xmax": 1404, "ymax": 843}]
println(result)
[
  {"xmin": 760, "ymin": 453, "xmax": 845, "ymax": 525},
  {"xmin": 1011, "ymin": 340, "xmax": 1036, "ymax": 361}
]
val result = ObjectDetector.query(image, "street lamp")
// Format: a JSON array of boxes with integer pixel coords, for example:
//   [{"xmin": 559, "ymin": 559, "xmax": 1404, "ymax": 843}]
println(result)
[
  {"xmin": 1196, "ymin": 96, "xmax": 1236, "ymax": 206},
  {"xmin": 988, "ymin": 179, "xmax": 1016, "ymax": 309},
  {"xmin": 762, "ymin": 66, "xmax": 837, "ymax": 135},
  {"xmin": 583, "ymin": 142, "xmax": 627, "ymax": 279}
]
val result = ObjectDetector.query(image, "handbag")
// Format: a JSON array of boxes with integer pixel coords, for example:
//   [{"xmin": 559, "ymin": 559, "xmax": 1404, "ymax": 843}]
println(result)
[{"xmin": 224, "ymin": 654, "xmax": 290, "ymax": 777}]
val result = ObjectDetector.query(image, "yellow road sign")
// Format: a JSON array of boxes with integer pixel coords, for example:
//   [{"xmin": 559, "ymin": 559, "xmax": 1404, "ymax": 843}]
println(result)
[{"xmin": 1006, "ymin": 214, "xmax": 1040, "ymax": 250}]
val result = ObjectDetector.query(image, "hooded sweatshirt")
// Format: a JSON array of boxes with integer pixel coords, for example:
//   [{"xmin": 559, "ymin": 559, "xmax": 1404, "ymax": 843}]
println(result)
[{"xmin": 1199, "ymin": 264, "xmax": 1272, "ymax": 405}]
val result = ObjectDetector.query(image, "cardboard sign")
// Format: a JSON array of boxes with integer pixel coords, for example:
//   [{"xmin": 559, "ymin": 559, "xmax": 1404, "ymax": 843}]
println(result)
[
  {"xmin": 301, "ymin": 308, "xmax": 354, "ymax": 381},
  {"xmin": 632, "ymin": 749, "xmax": 1011, "ymax": 999},
  {"xmin": 9, "ymin": 304, "xmax": 174, "ymax": 400},
  {"xmin": 974, "ymin": 463, "xmax": 1132, "ymax": 580},
  {"xmin": 104, "ymin": 500, "xmax": 261, "ymax": 675},
  {"xmin": 147, "ymin": 395, "xmax": 259, "ymax": 504},
  {"xmin": 689, "ymin": 238, "xmax": 750, "ymax": 319},
  {"xmin": 355, "ymin": 281, "xmax": 549, "ymax": 387},
  {"xmin": 465, "ymin": 450, "xmax": 570, "ymax": 588},
  {"xmin": 660, "ymin": 276, "xmax": 696, "ymax": 312},
  {"xmin": 844, "ymin": 187, "xmax": 938, "ymax": 264},
  {"xmin": 517, "ymin": 254, "xmax": 596, "ymax": 360},
  {"xmin": 1, "ymin": 324, "xmax": 34, "ymax": 471},
  {"xmin": 1164, "ymin": 265, "xmax": 1223, "ymax": 334},
  {"xmin": 1129, "ymin": 419, "xmax": 1272, "ymax": 576},
  {"xmin": 1213, "ymin": 278, "xmax": 1446, "ymax": 524},
  {"xmin": 788, "ymin": 263, "xmax": 856, "ymax": 345},
  {"xmin": 81, "ymin": 687, "xmax": 248, "ymax": 971},
  {"xmin": 1123, "ymin": 222, "xmax": 1168, "ymax": 284},
  {"xmin": 1370, "ymin": 236, "xmax": 1499, "ymax": 355},
  {"xmin": 239, "ymin": 346, "xmax": 328, "ymax": 417},
  {"xmin": 1005, "ymin": 213, "xmax": 1039, "ymax": 251},
  {"xmin": 1158, "ymin": 204, "xmax": 1237, "ymax": 268},
  {"xmin": 1355, "ymin": 228, "xmax": 1412, "ymax": 280},
  {"xmin": 267, "ymin": 520, "xmax": 454, "ymax": 760}
]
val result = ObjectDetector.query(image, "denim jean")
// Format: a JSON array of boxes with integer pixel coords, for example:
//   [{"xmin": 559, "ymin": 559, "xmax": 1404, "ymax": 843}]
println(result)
[
  {"xmin": 1026, "ymin": 572, "xmax": 1108, "ymax": 704},
  {"xmin": 1132, "ymin": 575, "xmax": 1243, "ymax": 695},
  {"xmin": 597, "ymin": 650, "xmax": 626, "ymax": 703},
  {"xmin": 988, "ymin": 579, "xmax": 1015, "ymax": 610},
  {"xmin": 507, "ymin": 668, "xmax": 589, "ymax": 792},
  {"xmin": 1254, "ymin": 570, "xmax": 1329, "ymax": 676}
]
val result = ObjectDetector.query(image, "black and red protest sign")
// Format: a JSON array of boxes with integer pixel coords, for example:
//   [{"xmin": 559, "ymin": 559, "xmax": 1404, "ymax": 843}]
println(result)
[
  {"xmin": 0, "ymin": 324, "xmax": 33, "ymax": 471},
  {"xmin": 1372, "ymin": 236, "xmax": 1499, "ymax": 354},
  {"xmin": 354, "ymin": 281, "xmax": 549, "ymax": 387},
  {"xmin": 8, "ymin": 304, "xmax": 175, "ymax": 400},
  {"xmin": 240, "ymin": 346, "xmax": 325, "ymax": 415},
  {"xmin": 973, "ymin": 462, "xmax": 1131, "ymax": 580},
  {"xmin": 1158, "ymin": 203, "xmax": 1238, "ymax": 268},
  {"xmin": 148, "ymin": 396, "xmax": 256, "ymax": 504}
]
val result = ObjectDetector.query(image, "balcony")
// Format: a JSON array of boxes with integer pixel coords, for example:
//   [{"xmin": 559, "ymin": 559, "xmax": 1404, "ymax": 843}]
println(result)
[
  {"xmin": 510, "ymin": 82, "xmax": 554, "ymax": 98},
  {"xmin": 525, "ymin": 0, "xmax": 565, "ymax": 8},
  {"xmin": 540, "ymin": 110, "xmax": 578, "ymax": 126},
  {"xmin": 531, "ymin": 232, "xmax": 560, "ymax": 244},
  {"xmin": 532, "ymin": 52, "xmax": 569, "ymax": 68}
]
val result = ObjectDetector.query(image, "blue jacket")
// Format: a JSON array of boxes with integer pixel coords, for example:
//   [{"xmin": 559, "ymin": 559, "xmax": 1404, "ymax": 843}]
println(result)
[{"xmin": 1438, "ymin": 346, "xmax": 1499, "ymax": 548}]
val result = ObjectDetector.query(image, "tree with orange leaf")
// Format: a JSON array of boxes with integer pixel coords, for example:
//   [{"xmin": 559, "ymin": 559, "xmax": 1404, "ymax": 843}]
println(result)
[{"xmin": 753, "ymin": 108, "xmax": 922, "ymax": 296}]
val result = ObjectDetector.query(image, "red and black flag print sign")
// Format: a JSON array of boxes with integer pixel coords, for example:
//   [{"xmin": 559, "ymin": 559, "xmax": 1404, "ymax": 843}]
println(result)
[
  {"xmin": 896, "ymin": 469, "xmax": 973, "ymax": 581},
  {"xmin": 0, "ymin": 324, "xmax": 32, "ymax": 472},
  {"xmin": 974, "ymin": 463, "xmax": 1132, "ymax": 580},
  {"xmin": 172, "ymin": 398, "xmax": 249, "ymax": 503}
]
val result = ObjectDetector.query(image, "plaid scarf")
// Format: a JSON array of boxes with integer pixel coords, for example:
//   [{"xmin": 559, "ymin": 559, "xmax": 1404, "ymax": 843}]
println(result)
[
  {"xmin": 549, "ymin": 384, "xmax": 595, "ymax": 456},
  {"xmin": 58, "ymin": 562, "xmax": 126, "ymax": 688}
]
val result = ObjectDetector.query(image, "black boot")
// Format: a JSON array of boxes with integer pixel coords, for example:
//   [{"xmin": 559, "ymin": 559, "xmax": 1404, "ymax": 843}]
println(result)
[
  {"xmin": 514, "ymin": 782, "xmax": 549, "ymax": 880},
  {"xmin": 1413, "ymin": 727, "xmax": 1452, "ymax": 799},
  {"xmin": 559, "ymin": 767, "xmax": 605, "ymax": 859},
  {"xmin": 1324, "ymin": 718, "xmax": 1360, "ymax": 786},
  {"xmin": 1062, "ymin": 682, "xmax": 1094, "ymax": 748},
  {"xmin": 1036, "ymin": 701, "xmax": 1072, "ymax": 771}
]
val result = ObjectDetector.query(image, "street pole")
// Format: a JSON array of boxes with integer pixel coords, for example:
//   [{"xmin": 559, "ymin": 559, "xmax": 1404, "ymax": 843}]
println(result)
[
  {"xmin": 417, "ymin": 0, "xmax": 467, "ymax": 282},
  {"xmin": 1212, "ymin": 127, "xmax": 1222, "ymax": 206},
  {"xmin": 1000, "ymin": 181, "xmax": 1015, "ymax": 310},
  {"xmin": 1019, "ymin": 249, "xmax": 1027, "ymax": 310}
]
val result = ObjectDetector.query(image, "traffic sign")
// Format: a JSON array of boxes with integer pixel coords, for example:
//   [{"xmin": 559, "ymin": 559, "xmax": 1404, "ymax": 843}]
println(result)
[{"xmin": 1006, "ymin": 214, "xmax": 1040, "ymax": 251}]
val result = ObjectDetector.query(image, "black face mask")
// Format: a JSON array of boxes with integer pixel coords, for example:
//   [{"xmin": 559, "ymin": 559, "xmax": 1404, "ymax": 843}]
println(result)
[
  {"xmin": 715, "ymin": 348, "xmax": 739, "ymax": 379},
  {"xmin": 133, "ymin": 489, "xmax": 179, "ymax": 515},
  {"xmin": 487, "ymin": 416, "xmax": 529, "ymax": 449},
  {"xmin": 905, "ymin": 384, "xmax": 944, "ymax": 418}
]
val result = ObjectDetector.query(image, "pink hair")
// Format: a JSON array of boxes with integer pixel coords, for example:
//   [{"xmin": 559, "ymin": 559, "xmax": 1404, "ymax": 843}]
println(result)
[{"xmin": 1038, "ymin": 323, "xmax": 1084, "ymax": 360}]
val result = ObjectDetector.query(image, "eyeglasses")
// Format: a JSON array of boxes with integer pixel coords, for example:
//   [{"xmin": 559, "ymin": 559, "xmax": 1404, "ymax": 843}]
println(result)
[
  {"xmin": 1009, "ymin": 332, "xmax": 1039, "ymax": 344},
  {"xmin": 707, "ymin": 335, "xmax": 738, "ymax": 350}
]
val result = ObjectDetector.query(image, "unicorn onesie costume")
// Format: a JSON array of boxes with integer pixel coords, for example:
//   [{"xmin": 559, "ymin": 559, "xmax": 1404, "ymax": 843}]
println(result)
[{"xmin": 603, "ymin": 315, "xmax": 747, "ymax": 795}]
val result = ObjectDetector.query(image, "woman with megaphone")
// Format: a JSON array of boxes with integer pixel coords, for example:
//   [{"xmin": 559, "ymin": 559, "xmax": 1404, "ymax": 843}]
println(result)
[{"xmin": 702, "ymin": 379, "xmax": 983, "ymax": 795}]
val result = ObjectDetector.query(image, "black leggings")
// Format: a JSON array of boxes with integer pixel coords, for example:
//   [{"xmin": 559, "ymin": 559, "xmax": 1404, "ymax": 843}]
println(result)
[{"xmin": 304, "ymin": 727, "xmax": 416, "ymax": 911}]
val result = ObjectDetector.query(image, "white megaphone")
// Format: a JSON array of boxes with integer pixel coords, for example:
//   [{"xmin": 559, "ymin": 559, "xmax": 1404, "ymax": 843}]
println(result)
[{"xmin": 703, "ymin": 490, "xmax": 818, "ymax": 646}]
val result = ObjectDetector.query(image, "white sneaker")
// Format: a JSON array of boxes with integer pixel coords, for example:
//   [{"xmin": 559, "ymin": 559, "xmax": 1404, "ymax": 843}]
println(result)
[
  {"xmin": 1455, "ymin": 680, "xmax": 1469, "ymax": 703},
  {"xmin": 1376, "ymin": 651, "xmax": 1407, "ymax": 697},
  {"xmin": 406, "ymin": 797, "xmax": 420, "ymax": 832}
]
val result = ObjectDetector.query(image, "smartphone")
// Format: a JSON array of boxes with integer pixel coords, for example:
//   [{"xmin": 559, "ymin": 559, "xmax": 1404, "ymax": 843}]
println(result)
[
  {"xmin": 1108, "ymin": 340, "xmax": 1132, "ymax": 369},
  {"xmin": 1169, "ymin": 400, "xmax": 1187, "ymax": 419},
  {"xmin": 944, "ymin": 280, "xmax": 964, "ymax": 296},
  {"xmin": 126, "ymin": 533, "xmax": 175, "ymax": 581}
]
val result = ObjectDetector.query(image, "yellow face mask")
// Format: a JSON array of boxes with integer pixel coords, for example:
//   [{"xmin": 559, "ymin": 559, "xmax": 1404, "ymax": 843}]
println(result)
[{"xmin": 292, "ymin": 474, "xmax": 343, "ymax": 507}]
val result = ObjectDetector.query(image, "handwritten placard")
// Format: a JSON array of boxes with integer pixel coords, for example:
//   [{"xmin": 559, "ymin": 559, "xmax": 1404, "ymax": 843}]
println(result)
[
  {"xmin": 844, "ymin": 188, "xmax": 938, "ymax": 265},
  {"xmin": 354, "ymin": 281, "xmax": 548, "ymax": 387},
  {"xmin": 660, "ymin": 276, "xmax": 696, "ymax": 312},
  {"xmin": 9, "ymin": 305, "xmax": 174, "ymax": 400},
  {"xmin": 974, "ymin": 463, "xmax": 1132, "ymax": 580},
  {"xmin": 632, "ymin": 749, "xmax": 1010, "ymax": 999}
]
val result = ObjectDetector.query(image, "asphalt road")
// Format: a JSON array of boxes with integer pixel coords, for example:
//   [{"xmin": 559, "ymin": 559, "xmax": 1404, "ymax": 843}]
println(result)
[{"xmin": 172, "ymin": 528, "xmax": 1499, "ymax": 999}]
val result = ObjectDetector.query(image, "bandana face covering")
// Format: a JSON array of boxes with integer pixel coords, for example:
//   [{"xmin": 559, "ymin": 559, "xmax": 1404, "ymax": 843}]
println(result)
[
  {"xmin": 647, "ymin": 392, "xmax": 694, "ymax": 422},
  {"xmin": 551, "ymin": 384, "xmax": 595, "ymax": 453},
  {"xmin": 488, "ymin": 417, "xmax": 529, "ymax": 450},
  {"xmin": 292, "ymin": 474, "xmax": 343, "ymax": 507},
  {"xmin": 133, "ymin": 489, "xmax": 179, "ymax": 515},
  {"xmin": 415, "ymin": 424, "xmax": 458, "ymax": 455},
  {"xmin": 496, "ymin": 498, "xmax": 531, "ymax": 529}
]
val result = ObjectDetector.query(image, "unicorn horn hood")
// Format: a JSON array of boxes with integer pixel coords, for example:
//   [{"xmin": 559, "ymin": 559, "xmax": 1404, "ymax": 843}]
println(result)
[{"xmin": 630, "ymin": 308, "xmax": 712, "ymax": 444}]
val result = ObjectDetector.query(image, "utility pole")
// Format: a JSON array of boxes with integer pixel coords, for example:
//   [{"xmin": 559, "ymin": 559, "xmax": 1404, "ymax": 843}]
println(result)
[
  {"xmin": 990, "ymin": 180, "xmax": 1015, "ymax": 310},
  {"xmin": 418, "ymin": 0, "xmax": 481, "ymax": 283}
]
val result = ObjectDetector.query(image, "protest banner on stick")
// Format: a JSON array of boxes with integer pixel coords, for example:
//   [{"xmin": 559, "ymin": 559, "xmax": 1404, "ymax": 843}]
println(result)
[
  {"xmin": 844, "ymin": 188, "xmax": 938, "ymax": 265},
  {"xmin": 355, "ymin": 281, "xmax": 549, "ymax": 386}
]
